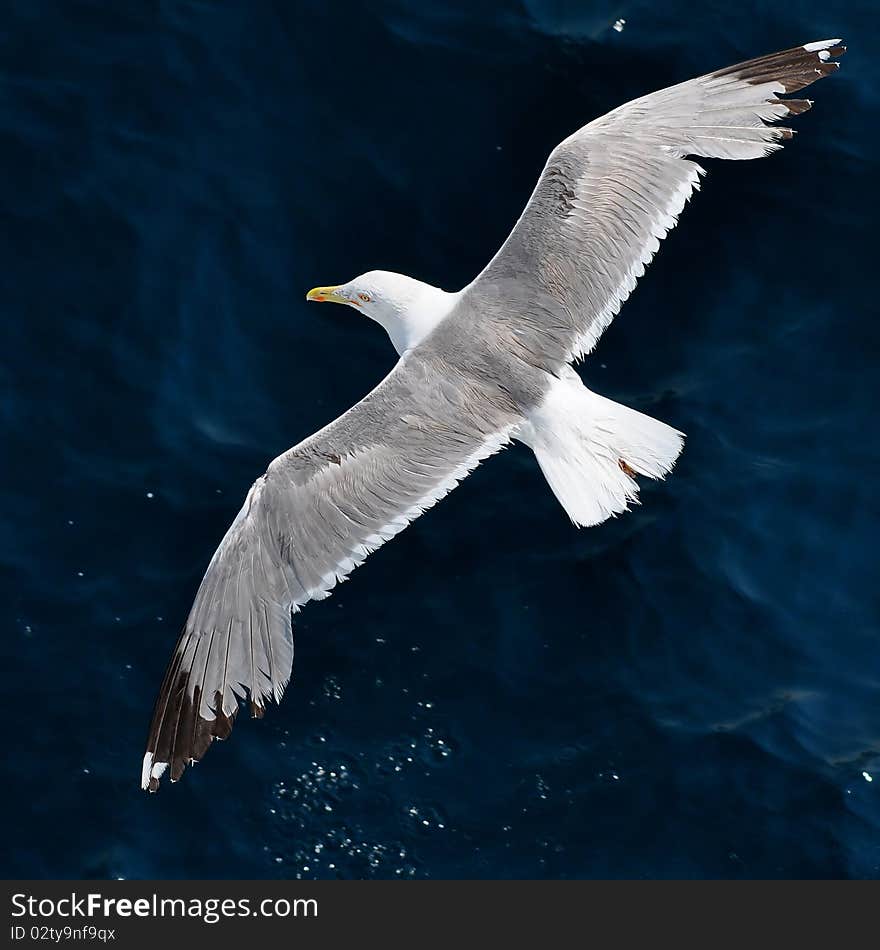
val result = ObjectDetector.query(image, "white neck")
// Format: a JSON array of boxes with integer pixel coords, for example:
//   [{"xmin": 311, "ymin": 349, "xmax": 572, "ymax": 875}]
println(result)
[{"xmin": 376, "ymin": 285, "xmax": 461, "ymax": 356}]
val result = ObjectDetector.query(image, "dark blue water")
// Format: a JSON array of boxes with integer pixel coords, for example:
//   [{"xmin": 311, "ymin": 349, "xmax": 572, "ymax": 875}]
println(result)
[{"xmin": 2, "ymin": 0, "xmax": 878, "ymax": 880}]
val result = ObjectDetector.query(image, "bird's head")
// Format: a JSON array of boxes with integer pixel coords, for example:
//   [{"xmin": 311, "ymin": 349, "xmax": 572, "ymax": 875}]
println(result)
[{"xmin": 306, "ymin": 270, "xmax": 457, "ymax": 355}]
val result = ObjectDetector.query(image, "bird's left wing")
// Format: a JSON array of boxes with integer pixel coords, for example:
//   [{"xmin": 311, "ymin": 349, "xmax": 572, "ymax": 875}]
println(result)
[
  {"xmin": 142, "ymin": 352, "xmax": 518, "ymax": 790},
  {"xmin": 466, "ymin": 39, "xmax": 845, "ymax": 368}
]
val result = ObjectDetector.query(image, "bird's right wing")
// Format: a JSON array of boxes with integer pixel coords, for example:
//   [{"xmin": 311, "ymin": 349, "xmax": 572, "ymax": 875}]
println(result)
[
  {"xmin": 143, "ymin": 351, "xmax": 519, "ymax": 790},
  {"xmin": 469, "ymin": 39, "xmax": 845, "ymax": 367}
]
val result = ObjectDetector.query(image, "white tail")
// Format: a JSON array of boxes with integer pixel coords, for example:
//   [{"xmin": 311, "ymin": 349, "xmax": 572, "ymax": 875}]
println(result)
[{"xmin": 521, "ymin": 368, "xmax": 684, "ymax": 527}]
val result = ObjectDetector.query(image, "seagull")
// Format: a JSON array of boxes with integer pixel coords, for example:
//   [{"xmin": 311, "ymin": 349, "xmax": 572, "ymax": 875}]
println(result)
[{"xmin": 142, "ymin": 39, "xmax": 844, "ymax": 790}]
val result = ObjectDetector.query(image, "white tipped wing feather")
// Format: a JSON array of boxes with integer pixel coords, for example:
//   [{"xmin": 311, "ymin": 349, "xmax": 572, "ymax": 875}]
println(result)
[
  {"xmin": 143, "ymin": 354, "xmax": 519, "ymax": 789},
  {"xmin": 468, "ymin": 39, "xmax": 845, "ymax": 365}
]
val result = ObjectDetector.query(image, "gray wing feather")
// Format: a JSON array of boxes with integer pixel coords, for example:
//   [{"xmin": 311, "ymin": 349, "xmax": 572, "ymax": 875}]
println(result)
[
  {"xmin": 143, "ymin": 352, "xmax": 518, "ymax": 790},
  {"xmin": 467, "ymin": 40, "xmax": 845, "ymax": 367}
]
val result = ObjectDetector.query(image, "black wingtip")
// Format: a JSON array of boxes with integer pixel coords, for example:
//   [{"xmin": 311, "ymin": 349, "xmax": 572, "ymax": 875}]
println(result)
[
  {"xmin": 142, "ymin": 630, "xmax": 241, "ymax": 791},
  {"xmin": 712, "ymin": 38, "xmax": 846, "ymax": 94}
]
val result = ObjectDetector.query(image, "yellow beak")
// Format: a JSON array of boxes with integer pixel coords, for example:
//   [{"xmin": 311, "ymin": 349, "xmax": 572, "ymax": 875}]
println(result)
[{"xmin": 306, "ymin": 284, "xmax": 348, "ymax": 305}]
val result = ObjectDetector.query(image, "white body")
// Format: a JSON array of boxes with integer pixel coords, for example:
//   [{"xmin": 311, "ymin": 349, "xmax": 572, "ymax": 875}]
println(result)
[{"xmin": 340, "ymin": 272, "xmax": 684, "ymax": 526}]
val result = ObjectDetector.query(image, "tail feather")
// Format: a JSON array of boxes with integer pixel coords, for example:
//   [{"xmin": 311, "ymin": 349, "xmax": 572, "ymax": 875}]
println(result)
[{"xmin": 523, "ymin": 370, "xmax": 684, "ymax": 528}]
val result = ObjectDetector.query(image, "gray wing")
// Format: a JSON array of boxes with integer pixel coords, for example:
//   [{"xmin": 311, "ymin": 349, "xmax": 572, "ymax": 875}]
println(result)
[
  {"xmin": 467, "ymin": 40, "xmax": 845, "ymax": 368},
  {"xmin": 143, "ymin": 351, "xmax": 519, "ymax": 790}
]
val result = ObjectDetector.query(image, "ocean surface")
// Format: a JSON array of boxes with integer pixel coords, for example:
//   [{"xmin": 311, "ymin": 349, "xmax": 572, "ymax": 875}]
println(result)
[{"xmin": 2, "ymin": 0, "xmax": 878, "ymax": 880}]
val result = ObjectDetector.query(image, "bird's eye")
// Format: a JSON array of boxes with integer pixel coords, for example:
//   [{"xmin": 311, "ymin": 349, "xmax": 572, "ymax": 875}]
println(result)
[{"xmin": 358, "ymin": 293, "xmax": 371, "ymax": 303}]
